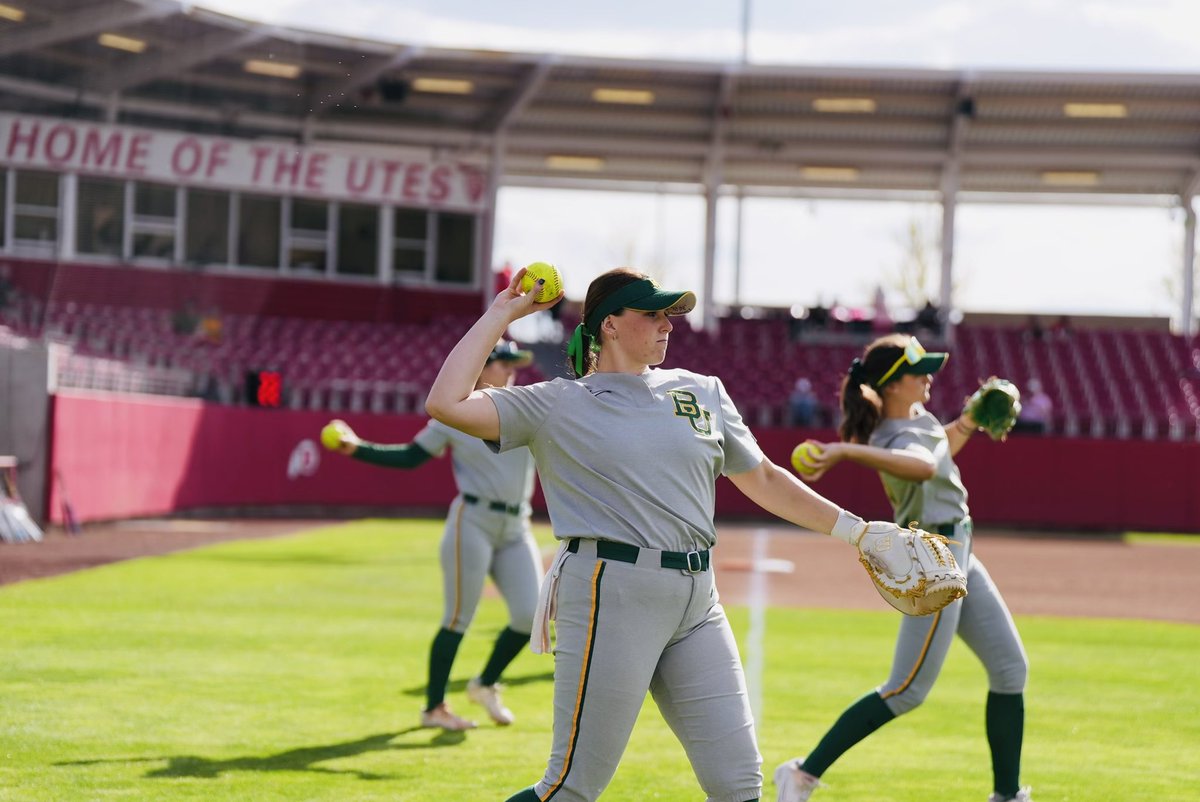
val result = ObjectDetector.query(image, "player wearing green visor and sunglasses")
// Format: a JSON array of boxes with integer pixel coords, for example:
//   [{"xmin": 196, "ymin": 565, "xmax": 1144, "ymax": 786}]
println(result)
[{"xmin": 776, "ymin": 333, "xmax": 1032, "ymax": 802}]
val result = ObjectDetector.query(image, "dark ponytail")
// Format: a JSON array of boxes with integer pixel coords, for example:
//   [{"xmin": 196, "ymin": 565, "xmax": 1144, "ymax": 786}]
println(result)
[{"xmin": 838, "ymin": 334, "xmax": 910, "ymax": 443}]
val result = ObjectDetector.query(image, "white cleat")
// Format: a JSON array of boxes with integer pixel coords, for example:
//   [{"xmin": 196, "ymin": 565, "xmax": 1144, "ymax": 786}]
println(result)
[
  {"xmin": 420, "ymin": 702, "xmax": 477, "ymax": 731},
  {"xmin": 467, "ymin": 677, "xmax": 515, "ymax": 726},
  {"xmin": 988, "ymin": 788, "xmax": 1034, "ymax": 802},
  {"xmin": 774, "ymin": 757, "xmax": 822, "ymax": 802}
]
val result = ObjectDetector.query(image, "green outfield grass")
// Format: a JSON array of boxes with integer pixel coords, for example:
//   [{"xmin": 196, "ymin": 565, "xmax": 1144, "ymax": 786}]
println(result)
[{"xmin": 1, "ymin": 519, "xmax": 1197, "ymax": 801}]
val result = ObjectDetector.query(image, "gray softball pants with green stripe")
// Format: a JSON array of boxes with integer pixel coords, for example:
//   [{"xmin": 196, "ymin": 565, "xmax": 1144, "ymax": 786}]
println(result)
[
  {"xmin": 438, "ymin": 496, "xmax": 542, "ymax": 634},
  {"xmin": 530, "ymin": 539, "xmax": 762, "ymax": 802},
  {"xmin": 878, "ymin": 524, "xmax": 1028, "ymax": 715}
]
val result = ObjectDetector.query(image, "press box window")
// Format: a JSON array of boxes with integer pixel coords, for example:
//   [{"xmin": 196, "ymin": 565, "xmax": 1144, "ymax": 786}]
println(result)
[
  {"xmin": 287, "ymin": 198, "xmax": 328, "ymax": 273},
  {"xmin": 237, "ymin": 194, "xmax": 281, "ymax": 269},
  {"xmin": 337, "ymin": 203, "xmax": 377, "ymax": 277},
  {"xmin": 13, "ymin": 170, "xmax": 59, "ymax": 247},
  {"xmin": 185, "ymin": 189, "xmax": 229, "ymax": 266},
  {"xmin": 435, "ymin": 212, "xmax": 475, "ymax": 285},
  {"xmin": 76, "ymin": 177, "xmax": 125, "ymax": 257},
  {"xmin": 131, "ymin": 181, "xmax": 177, "ymax": 260},
  {"xmin": 393, "ymin": 208, "xmax": 427, "ymax": 276}
]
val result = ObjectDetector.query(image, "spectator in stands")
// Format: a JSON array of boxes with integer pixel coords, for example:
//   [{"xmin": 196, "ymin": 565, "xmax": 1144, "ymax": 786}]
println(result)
[
  {"xmin": 788, "ymin": 377, "xmax": 820, "ymax": 427},
  {"xmin": 807, "ymin": 301, "xmax": 830, "ymax": 330},
  {"xmin": 322, "ymin": 340, "xmax": 542, "ymax": 733},
  {"xmin": 198, "ymin": 307, "xmax": 223, "ymax": 344},
  {"xmin": 1014, "ymin": 377, "xmax": 1053, "ymax": 434},
  {"xmin": 1023, "ymin": 315, "xmax": 1044, "ymax": 342},
  {"xmin": 172, "ymin": 300, "xmax": 200, "ymax": 336},
  {"xmin": 1051, "ymin": 315, "xmax": 1072, "ymax": 340},
  {"xmin": 915, "ymin": 299, "xmax": 942, "ymax": 336},
  {"xmin": 872, "ymin": 286, "xmax": 893, "ymax": 333}
]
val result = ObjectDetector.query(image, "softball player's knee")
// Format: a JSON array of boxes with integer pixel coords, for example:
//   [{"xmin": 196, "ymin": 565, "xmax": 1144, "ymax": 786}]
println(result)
[
  {"xmin": 879, "ymin": 684, "xmax": 931, "ymax": 716},
  {"xmin": 988, "ymin": 653, "xmax": 1028, "ymax": 694}
]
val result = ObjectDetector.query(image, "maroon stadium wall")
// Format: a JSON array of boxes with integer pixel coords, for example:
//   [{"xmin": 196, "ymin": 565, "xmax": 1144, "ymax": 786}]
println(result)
[{"xmin": 48, "ymin": 390, "xmax": 1200, "ymax": 532}]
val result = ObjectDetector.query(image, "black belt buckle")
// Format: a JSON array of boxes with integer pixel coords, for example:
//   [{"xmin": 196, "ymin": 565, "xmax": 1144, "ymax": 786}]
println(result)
[{"xmin": 685, "ymin": 551, "xmax": 703, "ymax": 573}]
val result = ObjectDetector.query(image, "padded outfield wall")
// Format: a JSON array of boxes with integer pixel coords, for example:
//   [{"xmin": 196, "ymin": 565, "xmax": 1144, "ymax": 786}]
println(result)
[{"xmin": 46, "ymin": 390, "xmax": 1200, "ymax": 532}]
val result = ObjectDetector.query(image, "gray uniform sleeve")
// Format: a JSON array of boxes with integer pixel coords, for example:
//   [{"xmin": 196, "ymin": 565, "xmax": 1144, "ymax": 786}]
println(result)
[
  {"xmin": 412, "ymin": 420, "xmax": 452, "ymax": 458},
  {"xmin": 481, "ymin": 380, "xmax": 562, "ymax": 452},
  {"xmin": 878, "ymin": 428, "xmax": 930, "ymax": 457},
  {"xmin": 715, "ymin": 377, "xmax": 765, "ymax": 475}
]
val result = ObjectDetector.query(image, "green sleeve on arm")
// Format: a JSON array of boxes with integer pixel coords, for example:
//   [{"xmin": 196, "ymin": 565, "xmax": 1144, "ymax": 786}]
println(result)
[{"xmin": 350, "ymin": 441, "xmax": 434, "ymax": 469}]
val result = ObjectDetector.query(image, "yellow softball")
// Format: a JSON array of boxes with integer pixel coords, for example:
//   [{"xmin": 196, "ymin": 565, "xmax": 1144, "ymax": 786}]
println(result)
[
  {"xmin": 520, "ymin": 261, "xmax": 563, "ymax": 303},
  {"xmin": 790, "ymin": 441, "xmax": 823, "ymax": 475}
]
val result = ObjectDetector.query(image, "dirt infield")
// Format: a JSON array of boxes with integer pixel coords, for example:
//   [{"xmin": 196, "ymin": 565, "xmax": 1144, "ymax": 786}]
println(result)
[{"xmin": 2, "ymin": 520, "xmax": 1197, "ymax": 624}]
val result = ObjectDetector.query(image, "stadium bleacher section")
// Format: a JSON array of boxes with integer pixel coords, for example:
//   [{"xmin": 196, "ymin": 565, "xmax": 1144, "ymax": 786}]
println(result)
[{"xmin": 2, "ymin": 258, "xmax": 1198, "ymax": 440}]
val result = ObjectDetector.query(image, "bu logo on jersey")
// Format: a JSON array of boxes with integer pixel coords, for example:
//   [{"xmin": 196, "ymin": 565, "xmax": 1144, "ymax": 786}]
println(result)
[{"xmin": 667, "ymin": 389, "xmax": 713, "ymax": 435}]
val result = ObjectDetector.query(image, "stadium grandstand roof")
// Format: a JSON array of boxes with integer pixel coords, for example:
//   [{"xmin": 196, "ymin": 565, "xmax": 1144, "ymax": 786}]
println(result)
[{"xmin": 2, "ymin": 0, "xmax": 1200, "ymax": 202}]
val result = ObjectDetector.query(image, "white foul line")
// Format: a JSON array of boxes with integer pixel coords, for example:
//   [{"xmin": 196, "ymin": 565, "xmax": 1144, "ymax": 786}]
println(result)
[{"xmin": 744, "ymin": 528, "xmax": 795, "ymax": 726}]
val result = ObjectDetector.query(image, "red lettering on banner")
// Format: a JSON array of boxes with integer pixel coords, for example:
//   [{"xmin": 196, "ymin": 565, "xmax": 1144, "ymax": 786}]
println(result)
[
  {"xmin": 304, "ymin": 152, "xmax": 327, "ymax": 191},
  {"xmin": 274, "ymin": 149, "xmax": 303, "ymax": 187},
  {"xmin": 460, "ymin": 165, "xmax": 486, "ymax": 203},
  {"xmin": 429, "ymin": 164, "xmax": 451, "ymax": 202},
  {"xmin": 6, "ymin": 120, "xmax": 39, "ymax": 160},
  {"xmin": 171, "ymin": 137, "xmax": 202, "ymax": 177},
  {"xmin": 345, "ymin": 157, "xmax": 374, "ymax": 194},
  {"xmin": 402, "ymin": 164, "xmax": 425, "ymax": 201},
  {"xmin": 380, "ymin": 160, "xmax": 403, "ymax": 196},
  {"xmin": 250, "ymin": 146, "xmax": 273, "ymax": 183},
  {"xmin": 126, "ymin": 133, "xmax": 151, "ymax": 173},
  {"xmin": 81, "ymin": 129, "xmax": 123, "ymax": 169},
  {"xmin": 206, "ymin": 142, "xmax": 230, "ymax": 178},
  {"xmin": 45, "ymin": 125, "xmax": 77, "ymax": 166}
]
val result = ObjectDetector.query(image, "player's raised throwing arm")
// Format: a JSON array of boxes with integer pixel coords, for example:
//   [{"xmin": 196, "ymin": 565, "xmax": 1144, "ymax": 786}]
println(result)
[{"xmin": 425, "ymin": 268, "xmax": 562, "ymax": 440}]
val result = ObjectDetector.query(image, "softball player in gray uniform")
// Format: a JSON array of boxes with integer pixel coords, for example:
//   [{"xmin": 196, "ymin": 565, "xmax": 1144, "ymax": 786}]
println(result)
[
  {"xmin": 775, "ymin": 333, "xmax": 1032, "ymax": 802},
  {"xmin": 425, "ymin": 267, "xmax": 902, "ymax": 802},
  {"xmin": 323, "ymin": 341, "xmax": 542, "ymax": 732}
]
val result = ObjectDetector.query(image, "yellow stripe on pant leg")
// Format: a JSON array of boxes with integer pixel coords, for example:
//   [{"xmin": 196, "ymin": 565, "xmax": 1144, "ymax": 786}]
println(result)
[
  {"xmin": 543, "ymin": 560, "xmax": 606, "ymax": 800},
  {"xmin": 882, "ymin": 610, "xmax": 942, "ymax": 700},
  {"xmin": 449, "ymin": 502, "xmax": 465, "ymax": 630}
]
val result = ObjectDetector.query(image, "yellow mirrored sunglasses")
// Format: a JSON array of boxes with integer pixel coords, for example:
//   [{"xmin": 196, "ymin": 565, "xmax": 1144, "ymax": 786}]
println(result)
[{"xmin": 876, "ymin": 337, "xmax": 928, "ymax": 386}]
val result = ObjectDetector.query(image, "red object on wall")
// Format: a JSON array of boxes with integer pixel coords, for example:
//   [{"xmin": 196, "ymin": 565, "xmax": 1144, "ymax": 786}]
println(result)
[{"xmin": 47, "ymin": 391, "xmax": 1200, "ymax": 531}]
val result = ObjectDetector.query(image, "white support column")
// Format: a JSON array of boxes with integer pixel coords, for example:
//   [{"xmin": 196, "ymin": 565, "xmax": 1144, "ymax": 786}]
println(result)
[
  {"xmin": 939, "ymin": 167, "xmax": 958, "ymax": 343},
  {"xmin": 1183, "ymin": 195, "xmax": 1196, "ymax": 338},
  {"xmin": 702, "ymin": 173, "xmax": 720, "ymax": 334},
  {"xmin": 378, "ymin": 205, "xmax": 394, "ymax": 285},
  {"xmin": 58, "ymin": 173, "xmax": 77, "ymax": 261},
  {"xmin": 733, "ymin": 187, "xmax": 744, "ymax": 307},
  {"xmin": 480, "ymin": 136, "xmax": 505, "ymax": 313}
]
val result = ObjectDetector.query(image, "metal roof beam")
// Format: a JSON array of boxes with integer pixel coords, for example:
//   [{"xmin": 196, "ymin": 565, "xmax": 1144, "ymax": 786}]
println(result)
[
  {"xmin": 480, "ymin": 55, "xmax": 555, "ymax": 133},
  {"xmin": 0, "ymin": 0, "xmax": 178, "ymax": 58},
  {"xmin": 87, "ymin": 28, "xmax": 270, "ymax": 93},
  {"xmin": 307, "ymin": 47, "xmax": 420, "ymax": 119}
]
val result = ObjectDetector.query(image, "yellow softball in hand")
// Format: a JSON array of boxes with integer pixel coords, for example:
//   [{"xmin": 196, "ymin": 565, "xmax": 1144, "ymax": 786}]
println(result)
[
  {"xmin": 520, "ymin": 261, "xmax": 562, "ymax": 303},
  {"xmin": 320, "ymin": 420, "xmax": 348, "ymax": 451},
  {"xmin": 790, "ymin": 441, "xmax": 823, "ymax": 475}
]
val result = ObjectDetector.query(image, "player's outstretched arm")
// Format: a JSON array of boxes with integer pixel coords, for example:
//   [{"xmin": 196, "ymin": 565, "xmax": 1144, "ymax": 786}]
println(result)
[
  {"xmin": 729, "ymin": 457, "xmax": 864, "ymax": 540},
  {"xmin": 426, "ymin": 267, "xmax": 561, "ymax": 440}
]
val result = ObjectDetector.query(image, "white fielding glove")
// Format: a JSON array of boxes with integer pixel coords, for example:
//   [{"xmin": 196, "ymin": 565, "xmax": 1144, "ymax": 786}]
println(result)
[{"xmin": 831, "ymin": 511, "xmax": 968, "ymax": 616}]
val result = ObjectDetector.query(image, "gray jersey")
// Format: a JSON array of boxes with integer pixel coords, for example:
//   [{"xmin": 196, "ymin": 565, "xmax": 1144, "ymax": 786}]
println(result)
[
  {"xmin": 413, "ymin": 419, "xmax": 536, "ymax": 509},
  {"xmin": 870, "ymin": 406, "xmax": 969, "ymax": 527},
  {"xmin": 483, "ymin": 368, "xmax": 764, "ymax": 552}
]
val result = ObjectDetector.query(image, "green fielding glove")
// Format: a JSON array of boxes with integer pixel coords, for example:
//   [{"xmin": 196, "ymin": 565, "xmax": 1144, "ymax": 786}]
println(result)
[{"xmin": 964, "ymin": 377, "xmax": 1022, "ymax": 441}]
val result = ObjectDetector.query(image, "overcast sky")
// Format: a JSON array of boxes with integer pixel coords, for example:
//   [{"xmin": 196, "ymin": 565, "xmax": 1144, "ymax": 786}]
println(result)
[{"xmin": 193, "ymin": 0, "xmax": 1198, "ymax": 321}]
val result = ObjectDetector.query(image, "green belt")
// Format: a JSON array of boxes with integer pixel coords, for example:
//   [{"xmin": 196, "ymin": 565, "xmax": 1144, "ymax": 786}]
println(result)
[
  {"xmin": 566, "ymin": 537, "xmax": 710, "ymax": 573},
  {"xmin": 462, "ymin": 494, "xmax": 522, "ymax": 516},
  {"xmin": 932, "ymin": 520, "xmax": 972, "ymax": 538}
]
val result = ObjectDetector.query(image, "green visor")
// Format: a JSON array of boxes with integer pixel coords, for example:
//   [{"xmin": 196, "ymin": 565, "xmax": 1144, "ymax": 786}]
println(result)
[
  {"xmin": 876, "ymin": 337, "xmax": 949, "ymax": 386},
  {"xmin": 583, "ymin": 278, "xmax": 697, "ymax": 335},
  {"xmin": 487, "ymin": 340, "xmax": 534, "ymax": 367}
]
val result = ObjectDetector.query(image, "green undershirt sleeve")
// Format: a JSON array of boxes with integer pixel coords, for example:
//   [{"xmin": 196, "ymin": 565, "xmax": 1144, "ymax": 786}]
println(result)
[{"xmin": 349, "ymin": 441, "xmax": 434, "ymax": 470}]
